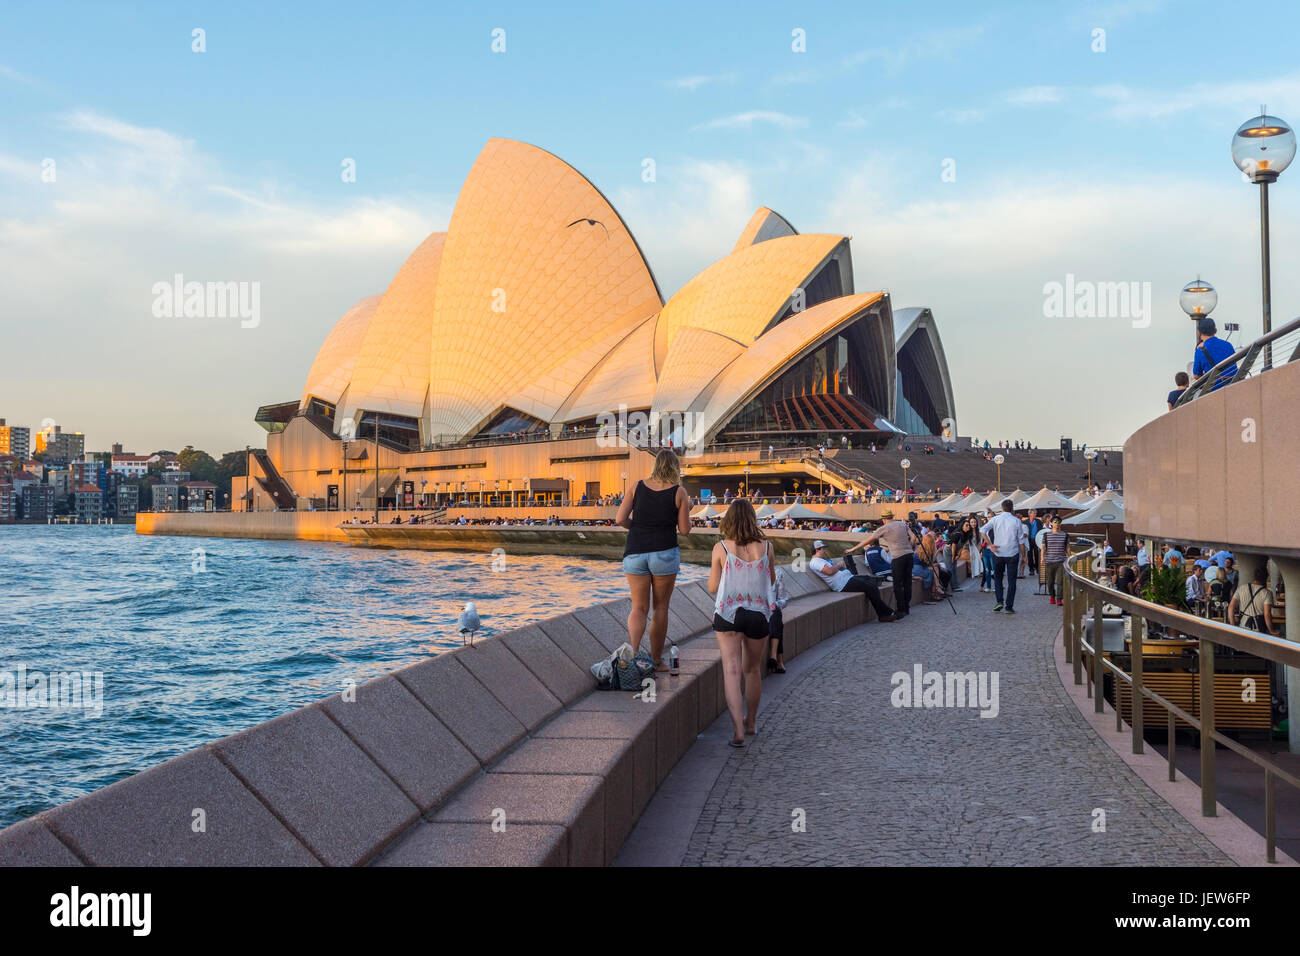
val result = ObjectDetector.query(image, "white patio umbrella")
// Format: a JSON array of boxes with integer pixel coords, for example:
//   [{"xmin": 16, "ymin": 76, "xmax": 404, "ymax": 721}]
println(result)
[
  {"xmin": 1069, "ymin": 489, "xmax": 1095, "ymax": 505},
  {"xmin": 1008, "ymin": 488, "xmax": 1031, "ymax": 506},
  {"xmin": 1062, "ymin": 497, "xmax": 1126, "ymax": 525},
  {"xmin": 971, "ymin": 490, "xmax": 1015, "ymax": 512},
  {"xmin": 690, "ymin": 503, "xmax": 724, "ymax": 519},
  {"xmin": 930, "ymin": 492, "xmax": 967, "ymax": 511},
  {"xmin": 754, "ymin": 503, "xmax": 778, "ymax": 518},
  {"xmin": 775, "ymin": 503, "xmax": 839, "ymax": 521},
  {"xmin": 1014, "ymin": 487, "xmax": 1080, "ymax": 512}
]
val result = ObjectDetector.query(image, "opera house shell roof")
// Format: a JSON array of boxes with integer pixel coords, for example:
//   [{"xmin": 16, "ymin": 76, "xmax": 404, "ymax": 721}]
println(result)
[{"xmin": 292, "ymin": 138, "xmax": 955, "ymax": 451}]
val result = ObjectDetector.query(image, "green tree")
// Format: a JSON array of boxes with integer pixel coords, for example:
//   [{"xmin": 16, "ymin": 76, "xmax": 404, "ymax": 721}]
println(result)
[{"xmin": 175, "ymin": 446, "xmax": 217, "ymax": 483}]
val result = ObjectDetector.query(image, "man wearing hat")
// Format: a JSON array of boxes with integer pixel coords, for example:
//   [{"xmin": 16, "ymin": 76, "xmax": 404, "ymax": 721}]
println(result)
[
  {"xmin": 1192, "ymin": 317, "xmax": 1238, "ymax": 392},
  {"xmin": 854, "ymin": 507, "xmax": 921, "ymax": 616},
  {"xmin": 808, "ymin": 540, "xmax": 900, "ymax": 622}
]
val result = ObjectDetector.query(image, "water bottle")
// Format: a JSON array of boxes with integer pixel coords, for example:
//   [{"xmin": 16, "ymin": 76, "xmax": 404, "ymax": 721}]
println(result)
[{"xmin": 669, "ymin": 644, "xmax": 680, "ymax": 676}]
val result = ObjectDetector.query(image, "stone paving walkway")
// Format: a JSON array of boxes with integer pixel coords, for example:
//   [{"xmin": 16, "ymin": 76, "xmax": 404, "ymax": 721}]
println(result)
[{"xmin": 674, "ymin": 587, "xmax": 1234, "ymax": 866}]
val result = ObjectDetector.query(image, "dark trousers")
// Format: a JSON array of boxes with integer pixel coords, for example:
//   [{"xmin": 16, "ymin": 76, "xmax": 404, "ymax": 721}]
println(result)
[
  {"xmin": 841, "ymin": 554, "xmax": 895, "ymax": 620},
  {"xmin": 1028, "ymin": 541, "xmax": 1041, "ymax": 574},
  {"xmin": 891, "ymin": 554, "xmax": 915, "ymax": 613},
  {"xmin": 994, "ymin": 555, "xmax": 1018, "ymax": 610}
]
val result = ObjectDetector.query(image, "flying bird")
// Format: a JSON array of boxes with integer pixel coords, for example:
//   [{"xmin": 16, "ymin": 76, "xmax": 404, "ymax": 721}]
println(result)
[
  {"xmin": 566, "ymin": 218, "xmax": 609, "ymax": 238},
  {"xmin": 458, "ymin": 601, "xmax": 481, "ymax": 646}
]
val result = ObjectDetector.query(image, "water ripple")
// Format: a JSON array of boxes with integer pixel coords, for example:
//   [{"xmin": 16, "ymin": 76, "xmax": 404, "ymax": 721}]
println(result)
[{"xmin": 0, "ymin": 525, "xmax": 704, "ymax": 828}]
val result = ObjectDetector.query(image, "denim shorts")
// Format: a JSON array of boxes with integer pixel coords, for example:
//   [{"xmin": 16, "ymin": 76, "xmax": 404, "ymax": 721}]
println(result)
[{"xmin": 622, "ymin": 547, "xmax": 681, "ymax": 576}]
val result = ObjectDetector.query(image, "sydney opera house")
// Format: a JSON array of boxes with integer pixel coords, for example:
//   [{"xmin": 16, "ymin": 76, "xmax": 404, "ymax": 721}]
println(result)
[{"xmin": 244, "ymin": 138, "xmax": 956, "ymax": 511}]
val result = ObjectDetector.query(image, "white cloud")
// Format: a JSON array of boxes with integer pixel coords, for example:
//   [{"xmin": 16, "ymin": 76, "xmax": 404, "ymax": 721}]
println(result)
[
  {"xmin": 612, "ymin": 159, "xmax": 756, "ymax": 295},
  {"xmin": 938, "ymin": 108, "xmax": 985, "ymax": 124},
  {"xmin": 668, "ymin": 72, "xmax": 737, "ymax": 91},
  {"xmin": 0, "ymin": 64, "xmax": 36, "ymax": 85},
  {"xmin": 1091, "ymin": 73, "xmax": 1300, "ymax": 121},
  {"xmin": 0, "ymin": 111, "xmax": 448, "ymax": 454},
  {"xmin": 843, "ymin": 24, "xmax": 987, "ymax": 74},
  {"xmin": 837, "ymin": 110, "xmax": 870, "ymax": 130},
  {"xmin": 695, "ymin": 110, "xmax": 807, "ymax": 131},
  {"xmin": 825, "ymin": 156, "xmax": 1288, "ymax": 447},
  {"xmin": 1004, "ymin": 86, "xmax": 1066, "ymax": 106}
]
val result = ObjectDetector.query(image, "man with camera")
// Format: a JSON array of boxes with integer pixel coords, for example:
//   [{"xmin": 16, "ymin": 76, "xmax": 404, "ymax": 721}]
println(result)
[{"xmin": 853, "ymin": 508, "xmax": 920, "ymax": 617}]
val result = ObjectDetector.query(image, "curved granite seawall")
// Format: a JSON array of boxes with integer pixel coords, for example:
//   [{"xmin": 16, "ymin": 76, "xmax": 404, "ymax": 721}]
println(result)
[
  {"xmin": 0, "ymin": 562, "xmax": 945, "ymax": 866},
  {"xmin": 136, "ymin": 511, "xmax": 873, "ymax": 563}
]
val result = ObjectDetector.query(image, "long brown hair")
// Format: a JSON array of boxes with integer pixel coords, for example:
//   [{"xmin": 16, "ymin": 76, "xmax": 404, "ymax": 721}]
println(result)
[
  {"xmin": 649, "ymin": 448, "xmax": 680, "ymax": 485},
  {"xmin": 720, "ymin": 498, "xmax": 765, "ymax": 546}
]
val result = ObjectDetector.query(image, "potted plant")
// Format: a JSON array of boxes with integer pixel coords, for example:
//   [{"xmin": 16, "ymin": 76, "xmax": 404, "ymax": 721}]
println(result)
[{"xmin": 1142, "ymin": 564, "xmax": 1189, "ymax": 611}]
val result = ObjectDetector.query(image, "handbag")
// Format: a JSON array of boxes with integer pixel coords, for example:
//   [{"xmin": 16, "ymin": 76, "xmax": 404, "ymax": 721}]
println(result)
[{"xmin": 617, "ymin": 649, "xmax": 656, "ymax": 691}]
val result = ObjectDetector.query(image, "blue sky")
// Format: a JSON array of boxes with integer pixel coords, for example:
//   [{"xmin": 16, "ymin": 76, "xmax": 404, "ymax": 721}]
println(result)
[{"xmin": 3, "ymin": 0, "xmax": 1298, "ymax": 454}]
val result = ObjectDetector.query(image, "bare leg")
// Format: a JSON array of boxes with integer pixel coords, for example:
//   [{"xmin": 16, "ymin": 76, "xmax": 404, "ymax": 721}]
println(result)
[
  {"xmin": 648, "ymin": 573, "xmax": 677, "ymax": 667},
  {"xmin": 715, "ymin": 629, "xmax": 745, "ymax": 743},
  {"xmin": 626, "ymin": 574, "xmax": 651, "ymax": 654},
  {"xmin": 741, "ymin": 637, "xmax": 764, "ymax": 733}
]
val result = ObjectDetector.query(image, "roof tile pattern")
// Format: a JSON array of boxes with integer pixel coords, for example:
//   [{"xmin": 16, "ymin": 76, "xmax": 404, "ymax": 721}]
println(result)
[
  {"xmin": 299, "ymin": 295, "xmax": 382, "ymax": 412},
  {"xmin": 424, "ymin": 139, "xmax": 661, "ymax": 439},
  {"xmin": 731, "ymin": 206, "xmax": 798, "ymax": 253},
  {"xmin": 651, "ymin": 326, "xmax": 746, "ymax": 414},
  {"xmin": 651, "ymin": 233, "xmax": 844, "ymax": 375},
  {"xmin": 338, "ymin": 233, "xmax": 448, "ymax": 426}
]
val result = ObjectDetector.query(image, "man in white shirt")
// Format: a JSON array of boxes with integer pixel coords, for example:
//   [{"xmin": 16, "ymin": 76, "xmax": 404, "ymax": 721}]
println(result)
[
  {"xmin": 979, "ymin": 499, "xmax": 1027, "ymax": 614},
  {"xmin": 808, "ymin": 540, "xmax": 899, "ymax": 622}
]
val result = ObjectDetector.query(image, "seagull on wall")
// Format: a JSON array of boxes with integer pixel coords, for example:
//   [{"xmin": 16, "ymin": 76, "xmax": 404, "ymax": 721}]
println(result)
[
  {"xmin": 566, "ymin": 218, "xmax": 609, "ymax": 238},
  {"xmin": 458, "ymin": 601, "xmax": 481, "ymax": 646}
]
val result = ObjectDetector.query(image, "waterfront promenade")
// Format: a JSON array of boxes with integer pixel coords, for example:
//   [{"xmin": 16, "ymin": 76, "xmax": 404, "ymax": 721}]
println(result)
[{"xmin": 619, "ymin": 594, "xmax": 1256, "ymax": 867}]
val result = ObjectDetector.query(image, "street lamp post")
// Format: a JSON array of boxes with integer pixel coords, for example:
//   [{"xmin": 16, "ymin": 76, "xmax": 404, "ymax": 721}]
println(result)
[
  {"xmin": 1084, "ymin": 449, "xmax": 1097, "ymax": 490},
  {"xmin": 993, "ymin": 454, "xmax": 1005, "ymax": 493},
  {"xmin": 743, "ymin": 465, "xmax": 751, "ymax": 497},
  {"xmin": 1232, "ymin": 112, "xmax": 1295, "ymax": 370},
  {"xmin": 900, "ymin": 457, "xmax": 911, "ymax": 500},
  {"xmin": 620, "ymin": 471, "xmax": 627, "ymax": 500},
  {"xmin": 1179, "ymin": 278, "xmax": 1218, "ymax": 347}
]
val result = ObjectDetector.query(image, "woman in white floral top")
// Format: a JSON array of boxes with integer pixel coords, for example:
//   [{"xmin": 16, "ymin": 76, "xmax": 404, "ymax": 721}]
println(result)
[{"xmin": 707, "ymin": 499, "xmax": 776, "ymax": 748}]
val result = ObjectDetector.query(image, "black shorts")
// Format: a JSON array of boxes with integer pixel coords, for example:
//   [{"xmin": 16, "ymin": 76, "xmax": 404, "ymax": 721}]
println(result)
[{"xmin": 713, "ymin": 607, "xmax": 770, "ymax": 640}]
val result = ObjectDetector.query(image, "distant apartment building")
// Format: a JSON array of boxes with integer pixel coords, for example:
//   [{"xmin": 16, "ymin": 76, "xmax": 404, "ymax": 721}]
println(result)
[
  {"xmin": 10, "ymin": 471, "xmax": 38, "ymax": 500},
  {"xmin": 161, "ymin": 470, "xmax": 192, "ymax": 485},
  {"xmin": 182, "ymin": 481, "xmax": 217, "ymax": 512},
  {"xmin": 116, "ymin": 484, "xmax": 139, "ymax": 521},
  {"xmin": 22, "ymin": 484, "xmax": 55, "ymax": 523},
  {"xmin": 0, "ymin": 420, "xmax": 30, "ymax": 461},
  {"xmin": 0, "ymin": 481, "xmax": 14, "ymax": 522},
  {"xmin": 72, "ymin": 458, "xmax": 106, "ymax": 492},
  {"xmin": 74, "ymin": 484, "xmax": 102, "ymax": 522},
  {"xmin": 45, "ymin": 468, "xmax": 73, "ymax": 501},
  {"xmin": 36, "ymin": 425, "xmax": 85, "ymax": 465},
  {"xmin": 151, "ymin": 483, "xmax": 179, "ymax": 512},
  {"xmin": 110, "ymin": 454, "xmax": 150, "ymax": 479},
  {"xmin": 21, "ymin": 459, "xmax": 43, "ymax": 480}
]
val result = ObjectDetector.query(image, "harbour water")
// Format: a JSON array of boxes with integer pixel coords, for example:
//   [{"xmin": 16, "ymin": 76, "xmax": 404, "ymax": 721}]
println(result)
[{"xmin": 0, "ymin": 525, "xmax": 705, "ymax": 828}]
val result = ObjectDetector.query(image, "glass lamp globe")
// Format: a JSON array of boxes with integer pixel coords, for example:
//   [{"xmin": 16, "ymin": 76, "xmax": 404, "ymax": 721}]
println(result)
[
  {"xmin": 1232, "ymin": 114, "xmax": 1296, "ymax": 183},
  {"xmin": 994, "ymin": 454, "xmax": 1005, "ymax": 465},
  {"xmin": 900, "ymin": 458, "xmax": 911, "ymax": 469},
  {"xmin": 1179, "ymin": 278, "xmax": 1217, "ymax": 317}
]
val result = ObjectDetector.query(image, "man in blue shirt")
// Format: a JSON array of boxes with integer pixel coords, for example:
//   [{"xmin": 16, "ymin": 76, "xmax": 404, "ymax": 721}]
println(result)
[{"xmin": 1192, "ymin": 317, "xmax": 1238, "ymax": 391}]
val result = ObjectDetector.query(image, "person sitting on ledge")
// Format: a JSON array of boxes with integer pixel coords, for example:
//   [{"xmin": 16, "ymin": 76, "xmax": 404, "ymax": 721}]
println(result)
[{"xmin": 808, "ymin": 540, "xmax": 899, "ymax": 622}]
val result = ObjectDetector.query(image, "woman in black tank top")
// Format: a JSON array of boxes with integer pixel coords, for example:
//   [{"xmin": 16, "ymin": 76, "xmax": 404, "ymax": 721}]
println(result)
[{"xmin": 615, "ymin": 449, "xmax": 692, "ymax": 672}]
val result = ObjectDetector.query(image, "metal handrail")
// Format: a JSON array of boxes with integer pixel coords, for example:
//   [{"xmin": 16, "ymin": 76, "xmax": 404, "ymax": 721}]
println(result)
[
  {"xmin": 1175, "ymin": 314, "xmax": 1300, "ymax": 406},
  {"xmin": 1062, "ymin": 543, "xmax": 1298, "ymax": 862}
]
